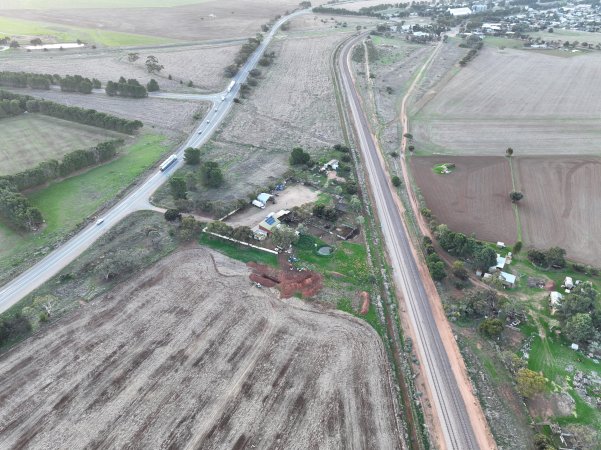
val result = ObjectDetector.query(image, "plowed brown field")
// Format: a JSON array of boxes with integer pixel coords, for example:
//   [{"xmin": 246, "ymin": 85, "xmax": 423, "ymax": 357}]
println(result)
[
  {"xmin": 0, "ymin": 248, "xmax": 403, "ymax": 449},
  {"xmin": 516, "ymin": 156, "xmax": 601, "ymax": 265},
  {"xmin": 411, "ymin": 156, "xmax": 517, "ymax": 244}
]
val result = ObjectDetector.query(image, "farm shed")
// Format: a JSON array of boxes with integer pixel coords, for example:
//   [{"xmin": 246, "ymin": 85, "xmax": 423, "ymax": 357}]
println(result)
[{"xmin": 499, "ymin": 271, "xmax": 516, "ymax": 288}]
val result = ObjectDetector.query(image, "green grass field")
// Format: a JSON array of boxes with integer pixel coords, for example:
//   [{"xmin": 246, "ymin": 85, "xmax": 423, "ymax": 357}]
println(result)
[
  {"xmin": 2, "ymin": 0, "xmax": 208, "ymax": 8},
  {"xmin": 0, "ymin": 15, "xmax": 178, "ymax": 46},
  {"xmin": 0, "ymin": 114, "xmax": 124, "ymax": 176},
  {"xmin": 0, "ymin": 133, "xmax": 171, "ymax": 280}
]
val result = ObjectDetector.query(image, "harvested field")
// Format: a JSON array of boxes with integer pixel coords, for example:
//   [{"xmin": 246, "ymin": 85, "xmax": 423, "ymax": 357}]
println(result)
[
  {"xmin": 0, "ymin": 114, "xmax": 124, "ymax": 176},
  {"xmin": 411, "ymin": 156, "xmax": 517, "ymax": 244},
  {"xmin": 2, "ymin": 0, "xmax": 299, "ymax": 41},
  {"xmin": 516, "ymin": 156, "xmax": 601, "ymax": 265},
  {"xmin": 226, "ymin": 184, "xmax": 318, "ymax": 227},
  {"xmin": 199, "ymin": 32, "xmax": 345, "ymax": 203},
  {"xmin": 1, "ymin": 42, "xmax": 240, "ymax": 92},
  {"xmin": 0, "ymin": 248, "xmax": 402, "ymax": 449},
  {"xmin": 411, "ymin": 47, "xmax": 601, "ymax": 155},
  {"xmin": 7, "ymin": 87, "xmax": 208, "ymax": 136}
]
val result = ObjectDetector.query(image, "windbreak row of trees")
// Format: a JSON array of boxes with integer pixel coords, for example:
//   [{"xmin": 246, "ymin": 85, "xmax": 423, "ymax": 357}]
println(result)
[
  {"xmin": 0, "ymin": 71, "xmax": 102, "ymax": 93},
  {"xmin": 224, "ymin": 35, "xmax": 263, "ymax": 77},
  {"xmin": 0, "ymin": 90, "xmax": 143, "ymax": 134},
  {"xmin": 0, "ymin": 180, "xmax": 43, "ymax": 231},
  {"xmin": 105, "ymin": 77, "xmax": 147, "ymax": 98},
  {"xmin": 1, "ymin": 140, "xmax": 123, "ymax": 191}
]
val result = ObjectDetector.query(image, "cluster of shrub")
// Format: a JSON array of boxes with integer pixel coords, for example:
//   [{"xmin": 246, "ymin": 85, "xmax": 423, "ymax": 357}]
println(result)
[
  {"xmin": 105, "ymin": 77, "xmax": 148, "ymax": 98},
  {"xmin": 1, "ymin": 140, "xmax": 122, "ymax": 191},
  {"xmin": 459, "ymin": 36, "xmax": 484, "ymax": 66},
  {"xmin": 313, "ymin": 5, "xmax": 389, "ymax": 17},
  {"xmin": 0, "ymin": 313, "xmax": 31, "ymax": 347},
  {"xmin": 435, "ymin": 224, "xmax": 498, "ymax": 269},
  {"xmin": 0, "ymin": 71, "xmax": 54, "ymax": 90},
  {"xmin": 0, "ymin": 71, "xmax": 102, "ymax": 94},
  {"xmin": 59, "ymin": 74, "xmax": 101, "ymax": 94},
  {"xmin": 0, "ymin": 179, "xmax": 43, "ymax": 231},
  {"xmin": 0, "ymin": 90, "xmax": 143, "ymax": 134}
]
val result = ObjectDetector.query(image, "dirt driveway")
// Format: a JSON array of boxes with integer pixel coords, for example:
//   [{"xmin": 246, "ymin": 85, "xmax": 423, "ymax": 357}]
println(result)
[{"xmin": 226, "ymin": 184, "xmax": 318, "ymax": 227}]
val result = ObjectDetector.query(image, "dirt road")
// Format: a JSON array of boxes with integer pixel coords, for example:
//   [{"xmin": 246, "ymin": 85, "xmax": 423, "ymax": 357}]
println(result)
[{"xmin": 0, "ymin": 248, "xmax": 403, "ymax": 449}]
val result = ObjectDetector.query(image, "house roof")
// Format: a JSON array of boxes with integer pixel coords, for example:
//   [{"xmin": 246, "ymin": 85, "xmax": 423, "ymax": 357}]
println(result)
[
  {"xmin": 500, "ymin": 271, "xmax": 516, "ymax": 284},
  {"xmin": 259, "ymin": 214, "xmax": 280, "ymax": 232},
  {"xmin": 496, "ymin": 255, "xmax": 506, "ymax": 269}
]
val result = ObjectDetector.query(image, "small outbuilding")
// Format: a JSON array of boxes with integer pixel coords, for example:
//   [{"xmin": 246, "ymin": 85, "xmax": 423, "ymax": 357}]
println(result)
[
  {"xmin": 499, "ymin": 271, "xmax": 516, "ymax": 288},
  {"xmin": 564, "ymin": 276, "xmax": 574, "ymax": 289},
  {"xmin": 257, "ymin": 193, "xmax": 273, "ymax": 205},
  {"xmin": 449, "ymin": 7, "xmax": 472, "ymax": 16},
  {"xmin": 258, "ymin": 213, "xmax": 280, "ymax": 234},
  {"xmin": 320, "ymin": 159, "xmax": 339, "ymax": 172}
]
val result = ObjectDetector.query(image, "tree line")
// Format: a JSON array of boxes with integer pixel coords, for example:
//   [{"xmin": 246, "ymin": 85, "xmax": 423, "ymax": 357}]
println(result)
[
  {"xmin": 0, "ymin": 179, "xmax": 43, "ymax": 231},
  {"xmin": 0, "ymin": 71, "xmax": 102, "ymax": 93},
  {"xmin": 105, "ymin": 77, "xmax": 148, "ymax": 98},
  {"xmin": 1, "ymin": 140, "xmax": 122, "ymax": 191},
  {"xmin": 224, "ymin": 35, "xmax": 263, "ymax": 78},
  {"xmin": 0, "ymin": 90, "xmax": 143, "ymax": 134}
]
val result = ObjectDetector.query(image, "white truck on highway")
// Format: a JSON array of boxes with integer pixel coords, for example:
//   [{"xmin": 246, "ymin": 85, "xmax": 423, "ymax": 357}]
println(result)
[
  {"xmin": 227, "ymin": 80, "xmax": 235, "ymax": 93},
  {"xmin": 159, "ymin": 154, "xmax": 178, "ymax": 172}
]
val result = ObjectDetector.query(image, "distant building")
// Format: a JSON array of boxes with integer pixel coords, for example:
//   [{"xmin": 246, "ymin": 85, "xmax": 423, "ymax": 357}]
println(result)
[
  {"xmin": 472, "ymin": 4, "xmax": 487, "ymax": 12},
  {"xmin": 449, "ymin": 7, "xmax": 472, "ymax": 16}
]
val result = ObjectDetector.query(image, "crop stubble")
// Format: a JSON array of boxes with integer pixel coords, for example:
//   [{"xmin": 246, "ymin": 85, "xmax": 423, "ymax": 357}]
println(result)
[
  {"xmin": 412, "ymin": 48, "xmax": 601, "ymax": 155},
  {"xmin": 0, "ymin": 248, "xmax": 402, "ymax": 449},
  {"xmin": 6, "ymin": 87, "xmax": 208, "ymax": 136},
  {"xmin": 1, "ymin": 0, "xmax": 300, "ymax": 41},
  {"xmin": 1, "ymin": 43, "xmax": 240, "ymax": 92}
]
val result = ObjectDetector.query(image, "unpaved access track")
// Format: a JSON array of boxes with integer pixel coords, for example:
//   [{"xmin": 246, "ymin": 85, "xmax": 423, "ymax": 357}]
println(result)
[{"xmin": 0, "ymin": 248, "xmax": 402, "ymax": 449}]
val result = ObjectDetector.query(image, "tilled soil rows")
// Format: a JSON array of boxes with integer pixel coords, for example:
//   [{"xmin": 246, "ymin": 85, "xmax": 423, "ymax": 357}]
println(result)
[
  {"xmin": 516, "ymin": 156, "xmax": 601, "ymax": 265},
  {"xmin": 411, "ymin": 156, "xmax": 517, "ymax": 244},
  {"xmin": 0, "ymin": 248, "xmax": 402, "ymax": 449}
]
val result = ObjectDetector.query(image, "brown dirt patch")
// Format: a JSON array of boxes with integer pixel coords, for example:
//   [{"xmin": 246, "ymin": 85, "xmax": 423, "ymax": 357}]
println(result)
[
  {"xmin": 0, "ymin": 248, "xmax": 402, "ymax": 449},
  {"xmin": 248, "ymin": 254, "xmax": 323, "ymax": 299},
  {"xmin": 411, "ymin": 155, "xmax": 517, "ymax": 244},
  {"xmin": 359, "ymin": 291, "xmax": 370, "ymax": 315},
  {"xmin": 516, "ymin": 156, "xmax": 601, "ymax": 265}
]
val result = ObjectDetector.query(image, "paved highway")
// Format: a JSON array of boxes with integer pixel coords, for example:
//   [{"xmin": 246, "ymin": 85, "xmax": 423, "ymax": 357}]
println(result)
[
  {"xmin": 0, "ymin": 9, "xmax": 308, "ymax": 312},
  {"xmin": 337, "ymin": 34, "xmax": 479, "ymax": 450}
]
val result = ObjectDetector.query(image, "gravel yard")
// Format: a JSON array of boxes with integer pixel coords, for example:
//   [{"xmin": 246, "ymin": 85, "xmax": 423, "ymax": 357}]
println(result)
[{"xmin": 0, "ymin": 248, "xmax": 403, "ymax": 449}]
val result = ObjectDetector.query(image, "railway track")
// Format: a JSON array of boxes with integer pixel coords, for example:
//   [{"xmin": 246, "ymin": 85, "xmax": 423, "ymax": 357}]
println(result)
[{"xmin": 336, "ymin": 33, "xmax": 480, "ymax": 450}]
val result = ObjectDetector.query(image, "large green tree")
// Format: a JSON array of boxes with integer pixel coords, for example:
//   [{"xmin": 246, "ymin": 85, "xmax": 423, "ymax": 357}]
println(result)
[
  {"xmin": 565, "ymin": 313, "xmax": 594, "ymax": 344},
  {"xmin": 199, "ymin": 161, "xmax": 224, "ymax": 188},
  {"xmin": 169, "ymin": 176, "xmax": 187, "ymax": 199},
  {"xmin": 184, "ymin": 147, "xmax": 200, "ymax": 165},
  {"xmin": 516, "ymin": 368, "xmax": 546, "ymax": 398},
  {"xmin": 289, "ymin": 147, "xmax": 311, "ymax": 165},
  {"xmin": 474, "ymin": 246, "xmax": 497, "ymax": 271}
]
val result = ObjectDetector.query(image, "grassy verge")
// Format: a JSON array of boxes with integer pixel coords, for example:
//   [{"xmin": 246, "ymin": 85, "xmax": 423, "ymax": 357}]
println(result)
[
  {"xmin": 198, "ymin": 232, "xmax": 278, "ymax": 267},
  {"xmin": 0, "ymin": 15, "xmax": 178, "ymax": 46},
  {"xmin": 0, "ymin": 210, "xmax": 179, "ymax": 353},
  {"xmin": 0, "ymin": 133, "xmax": 171, "ymax": 284}
]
